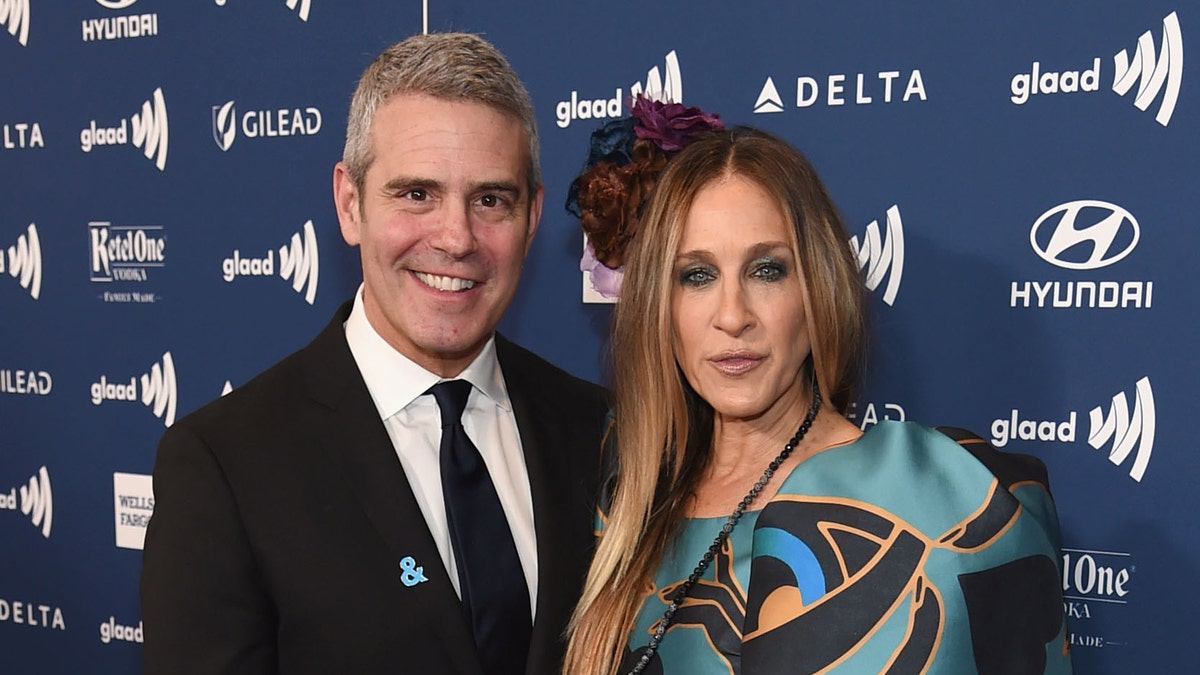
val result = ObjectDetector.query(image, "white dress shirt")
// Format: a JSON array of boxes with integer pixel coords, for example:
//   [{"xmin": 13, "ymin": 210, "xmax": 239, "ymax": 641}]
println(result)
[{"xmin": 343, "ymin": 288, "xmax": 538, "ymax": 617}]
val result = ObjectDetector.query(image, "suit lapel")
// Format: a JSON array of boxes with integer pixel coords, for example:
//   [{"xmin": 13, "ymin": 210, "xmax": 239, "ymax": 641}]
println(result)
[
  {"xmin": 499, "ymin": 338, "xmax": 594, "ymax": 675},
  {"xmin": 300, "ymin": 302, "xmax": 482, "ymax": 675}
]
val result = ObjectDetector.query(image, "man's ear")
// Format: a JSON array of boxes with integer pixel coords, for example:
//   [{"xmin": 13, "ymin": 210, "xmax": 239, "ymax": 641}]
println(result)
[
  {"xmin": 333, "ymin": 162, "xmax": 361, "ymax": 246},
  {"xmin": 524, "ymin": 183, "xmax": 544, "ymax": 254}
]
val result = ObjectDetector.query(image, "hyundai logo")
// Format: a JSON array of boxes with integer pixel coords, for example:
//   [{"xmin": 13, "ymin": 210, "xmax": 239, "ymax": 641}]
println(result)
[{"xmin": 1030, "ymin": 200, "xmax": 1139, "ymax": 270}]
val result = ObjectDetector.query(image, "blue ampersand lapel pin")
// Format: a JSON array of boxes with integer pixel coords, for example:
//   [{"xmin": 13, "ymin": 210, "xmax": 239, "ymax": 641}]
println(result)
[{"xmin": 399, "ymin": 556, "xmax": 428, "ymax": 587}]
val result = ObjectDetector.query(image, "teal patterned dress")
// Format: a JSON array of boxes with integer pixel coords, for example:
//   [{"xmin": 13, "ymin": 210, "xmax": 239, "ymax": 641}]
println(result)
[{"xmin": 619, "ymin": 421, "xmax": 1073, "ymax": 674}]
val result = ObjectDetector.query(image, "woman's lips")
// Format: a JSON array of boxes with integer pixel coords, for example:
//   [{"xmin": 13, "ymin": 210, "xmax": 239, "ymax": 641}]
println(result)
[{"xmin": 709, "ymin": 351, "xmax": 765, "ymax": 375}]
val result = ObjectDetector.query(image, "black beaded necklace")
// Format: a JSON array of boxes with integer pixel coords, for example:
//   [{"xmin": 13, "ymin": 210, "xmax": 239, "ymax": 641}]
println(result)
[{"xmin": 626, "ymin": 383, "xmax": 823, "ymax": 675}]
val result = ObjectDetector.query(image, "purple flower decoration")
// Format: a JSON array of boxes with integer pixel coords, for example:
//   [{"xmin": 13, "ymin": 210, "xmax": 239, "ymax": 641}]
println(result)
[
  {"xmin": 580, "ymin": 241, "xmax": 624, "ymax": 298},
  {"xmin": 630, "ymin": 96, "xmax": 724, "ymax": 152}
]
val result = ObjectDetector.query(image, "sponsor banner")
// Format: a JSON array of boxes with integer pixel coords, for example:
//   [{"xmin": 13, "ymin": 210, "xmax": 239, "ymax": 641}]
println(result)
[
  {"xmin": 1, "ymin": 223, "xmax": 41, "ymax": 300},
  {"xmin": 212, "ymin": 0, "xmax": 312, "ymax": 22},
  {"xmin": 89, "ymin": 222, "xmax": 166, "ymax": 299},
  {"xmin": 2, "ymin": 121, "xmax": 43, "ymax": 149},
  {"xmin": 82, "ymin": 0, "xmax": 158, "ymax": 42},
  {"xmin": 755, "ymin": 70, "xmax": 927, "ymax": 113},
  {"xmin": 99, "ymin": 616, "xmax": 142, "ymax": 644},
  {"xmin": 1, "ymin": 466, "xmax": 52, "ymax": 539},
  {"xmin": 0, "ymin": 0, "xmax": 29, "ymax": 46},
  {"xmin": 846, "ymin": 401, "xmax": 906, "ymax": 430},
  {"xmin": 221, "ymin": 220, "xmax": 319, "ymax": 305},
  {"xmin": 0, "ymin": 598, "xmax": 66, "ymax": 630},
  {"xmin": 1009, "ymin": 11, "xmax": 1182, "ymax": 126},
  {"xmin": 80, "ymin": 87, "xmax": 169, "ymax": 171},
  {"xmin": 990, "ymin": 376, "xmax": 1155, "ymax": 481},
  {"xmin": 850, "ymin": 205, "xmax": 904, "ymax": 306},
  {"xmin": 113, "ymin": 473, "xmax": 153, "ymax": 550},
  {"xmin": 556, "ymin": 50, "xmax": 682, "ymax": 129},
  {"xmin": 1010, "ymin": 200, "xmax": 1152, "ymax": 310},
  {"xmin": 0, "ymin": 368, "xmax": 52, "ymax": 396},
  {"xmin": 90, "ymin": 351, "xmax": 177, "ymax": 427},
  {"xmin": 1062, "ymin": 547, "xmax": 1135, "ymax": 649},
  {"xmin": 211, "ymin": 100, "xmax": 323, "ymax": 151}
]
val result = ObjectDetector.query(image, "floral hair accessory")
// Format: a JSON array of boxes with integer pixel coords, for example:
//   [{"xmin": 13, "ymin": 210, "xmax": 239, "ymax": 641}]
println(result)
[{"xmin": 566, "ymin": 94, "xmax": 723, "ymax": 298}]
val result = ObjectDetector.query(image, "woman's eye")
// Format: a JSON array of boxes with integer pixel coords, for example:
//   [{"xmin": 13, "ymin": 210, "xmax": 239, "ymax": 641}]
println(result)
[
  {"xmin": 680, "ymin": 267, "xmax": 715, "ymax": 287},
  {"xmin": 751, "ymin": 260, "xmax": 786, "ymax": 282}
]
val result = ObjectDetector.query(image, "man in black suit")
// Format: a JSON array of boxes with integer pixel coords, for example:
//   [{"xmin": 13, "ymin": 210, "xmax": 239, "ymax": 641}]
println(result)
[{"xmin": 141, "ymin": 33, "xmax": 609, "ymax": 674}]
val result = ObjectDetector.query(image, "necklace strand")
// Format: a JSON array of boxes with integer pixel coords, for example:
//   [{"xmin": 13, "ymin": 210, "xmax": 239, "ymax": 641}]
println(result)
[{"xmin": 627, "ymin": 383, "xmax": 823, "ymax": 675}]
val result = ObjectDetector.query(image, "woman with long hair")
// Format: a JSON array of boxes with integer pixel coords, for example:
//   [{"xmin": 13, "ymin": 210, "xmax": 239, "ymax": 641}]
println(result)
[{"xmin": 564, "ymin": 124, "xmax": 1071, "ymax": 674}]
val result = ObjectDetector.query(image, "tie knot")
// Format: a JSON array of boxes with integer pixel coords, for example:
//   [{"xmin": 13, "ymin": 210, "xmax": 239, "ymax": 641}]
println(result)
[{"xmin": 427, "ymin": 379, "xmax": 473, "ymax": 427}]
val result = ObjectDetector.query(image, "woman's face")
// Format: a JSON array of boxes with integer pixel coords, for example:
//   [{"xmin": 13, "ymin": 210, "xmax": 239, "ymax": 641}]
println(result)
[{"xmin": 670, "ymin": 175, "xmax": 811, "ymax": 422}]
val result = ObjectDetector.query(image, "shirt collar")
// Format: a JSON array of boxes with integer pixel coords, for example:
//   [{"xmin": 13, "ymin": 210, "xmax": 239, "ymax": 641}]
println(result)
[{"xmin": 343, "ymin": 285, "xmax": 511, "ymax": 420}]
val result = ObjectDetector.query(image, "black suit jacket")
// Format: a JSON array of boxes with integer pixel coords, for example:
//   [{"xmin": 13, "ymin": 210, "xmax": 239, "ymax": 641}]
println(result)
[{"xmin": 141, "ymin": 301, "xmax": 609, "ymax": 674}]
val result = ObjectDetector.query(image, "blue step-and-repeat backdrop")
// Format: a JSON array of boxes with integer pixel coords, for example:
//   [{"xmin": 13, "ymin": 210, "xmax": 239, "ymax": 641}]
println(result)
[{"xmin": 2, "ymin": 1, "xmax": 1195, "ymax": 673}]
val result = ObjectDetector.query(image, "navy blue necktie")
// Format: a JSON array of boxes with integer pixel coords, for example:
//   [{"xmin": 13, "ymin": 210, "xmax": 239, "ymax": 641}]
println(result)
[{"xmin": 428, "ymin": 379, "xmax": 531, "ymax": 675}]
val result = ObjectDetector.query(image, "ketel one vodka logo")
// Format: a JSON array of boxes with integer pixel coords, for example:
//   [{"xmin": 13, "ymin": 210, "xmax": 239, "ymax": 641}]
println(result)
[
  {"xmin": 1, "ymin": 466, "xmax": 52, "ymax": 538},
  {"xmin": 91, "ymin": 352, "xmax": 177, "ymax": 427},
  {"xmin": 0, "ymin": 0, "xmax": 30, "ymax": 46},
  {"xmin": 990, "ymin": 376, "xmax": 1155, "ymax": 482},
  {"xmin": 80, "ymin": 88, "xmax": 169, "ymax": 171},
  {"xmin": 556, "ymin": 50, "xmax": 682, "ymax": 128},
  {"xmin": 90, "ymin": 222, "xmax": 165, "ymax": 282},
  {"xmin": 0, "ymin": 223, "xmax": 41, "ymax": 299},
  {"xmin": 1009, "ymin": 12, "xmax": 1183, "ymax": 126},
  {"xmin": 849, "ymin": 205, "xmax": 904, "ymax": 306},
  {"xmin": 222, "ymin": 220, "xmax": 319, "ymax": 304}
]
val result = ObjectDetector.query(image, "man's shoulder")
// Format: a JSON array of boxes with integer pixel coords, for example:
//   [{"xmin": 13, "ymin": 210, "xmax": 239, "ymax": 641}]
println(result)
[{"xmin": 495, "ymin": 333, "xmax": 607, "ymax": 404}]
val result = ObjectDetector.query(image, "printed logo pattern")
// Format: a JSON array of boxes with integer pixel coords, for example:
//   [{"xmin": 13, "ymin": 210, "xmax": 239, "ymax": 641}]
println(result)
[
  {"xmin": 222, "ymin": 221, "xmax": 319, "ymax": 304},
  {"xmin": 285, "ymin": 0, "xmax": 310, "ymax": 22},
  {"xmin": 2, "ymin": 466, "xmax": 53, "ymax": 539},
  {"xmin": 1030, "ymin": 200, "xmax": 1139, "ymax": 270},
  {"xmin": 210, "ymin": 100, "xmax": 322, "ymax": 151},
  {"xmin": 89, "ymin": 222, "xmax": 166, "ymax": 283},
  {"xmin": 84, "ymin": 0, "xmax": 158, "ymax": 42},
  {"xmin": 557, "ymin": 50, "xmax": 681, "ymax": 129},
  {"xmin": 141, "ymin": 351, "xmax": 177, "ymax": 427},
  {"xmin": 0, "ymin": 0, "xmax": 29, "ymax": 46},
  {"xmin": 1088, "ymin": 376, "xmax": 1155, "ymax": 482},
  {"xmin": 132, "ymin": 88, "xmax": 169, "ymax": 171},
  {"xmin": 1, "ymin": 223, "xmax": 42, "ymax": 300},
  {"xmin": 1112, "ymin": 12, "xmax": 1183, "ymax": 126},
  {"xmin": 850, "ymin": 205, "xmax": 904, "ymax": 306},
  {"xmin": 755, "ymin": 69, "xmax": 927, "ymax": 112}
]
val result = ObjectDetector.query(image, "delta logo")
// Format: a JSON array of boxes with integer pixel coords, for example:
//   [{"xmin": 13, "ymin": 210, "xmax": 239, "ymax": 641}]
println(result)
[
  {"xmin": 0, "ymin": 0, "xmax": 29, "ymax": 46},
  {"xmin": 91, "ymin": 351, "xmax": 177, "ymax": 427},
  {"xmin": 1011, "ymin": 199, "xmax": 1152, "ymax": 310},
  {"xmin": 2, "ymin": 121, "xmax": 43, "ymax": 149},
  {"xmin": 83, "ymin": 0, "xmax": 158, "ymax": 42},
  {"xmin": 556, "ymin": 50, "xmax": 682, "ymax": 129},
  {"xmin": 212, "ymin": 0, "xmax": 311, "ymax": 22},
  {"xmin": 80, "ymin": 87, "xmax": 169, "ymax": 171},
  {"xmin": 754, "ymin": 68, "xmax": 926, "ymax": 113},
  {"xmin": 1009, "ymin": 11, "xmax": 1182, "ymax": 126},
  {"xmin": 211, "ymin": 100, "xmax": 323, "ymax": 151},
  {"xmin": 1, "ymin": 465, "xmax": 52, "ymax": 539},
  {"xmin": 0, "ymin": 223, "xmax": 41, "ymax": 300},
  {"xmin": 221, "ymin": 220, "xmax": 319, "ymax": 305},
  {"xmin": 990, "ymin": 376, "xmax": 1155, "ymax": 482},
  {"xmin": 850, "ymin": 204, "xmax": 904, "ymax": 306}
]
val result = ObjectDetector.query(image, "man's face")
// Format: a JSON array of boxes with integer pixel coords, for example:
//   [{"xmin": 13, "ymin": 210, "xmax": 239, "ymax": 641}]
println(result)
[{"xmin": 334, "ymin": 94, "xmax": 542, "ymax": 377}]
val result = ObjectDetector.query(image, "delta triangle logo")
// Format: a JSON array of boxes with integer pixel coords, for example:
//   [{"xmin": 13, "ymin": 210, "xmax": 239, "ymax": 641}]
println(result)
[{"xmin": 754, "ymin": 77, "xmax": 785, "ymax": 114}]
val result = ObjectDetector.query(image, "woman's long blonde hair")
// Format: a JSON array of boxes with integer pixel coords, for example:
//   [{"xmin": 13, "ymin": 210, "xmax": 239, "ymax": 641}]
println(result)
[{"xmin": 563, "ymin": 127, "xmax": 867, "ymax": 675}]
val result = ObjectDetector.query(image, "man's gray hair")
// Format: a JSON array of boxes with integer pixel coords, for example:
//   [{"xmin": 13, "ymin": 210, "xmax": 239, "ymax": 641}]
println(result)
[{"xmin": 342, "ymin": 32, "xmax": 541, "ymax": 192}]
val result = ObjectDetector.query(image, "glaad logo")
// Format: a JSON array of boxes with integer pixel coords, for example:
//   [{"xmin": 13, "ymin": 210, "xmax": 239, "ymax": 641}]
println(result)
[
  {"xmin": 285, "ymin": 0, "xmax": 310, "ymax": 21},
  {"xmin": 211, "ymin": 100, "xmax": 323, "ymax": 151},
  {"xmin": 2, "ymin": 121, "xmax": 44, "ymax": 149},
  {"xmin": 755, "ymin": 68, "xmax": 927, "ymax": 113},
  {"xmin": 0, "ymin": 223, "xmax": 41, "ymax": 300},
  {"xmin": 1011, "ymin": 200, "xmax": 1151, "ymax": 309},
  {"xmin": 1088, "ymin": 376, "xmax": 1154, "ymax": 482},
  {"xmin": 91, "ymin": 352, "xmax": 177, "ymax": 427},
  {"xmin": 1, "ymin": 466, "xmax": 52, "ymax": 538},
  {"xmin": 100, "ymin": 616, "xmax": 143, "ymax": 644},
  {"xmin": 0, "ymin": 0, "xmax": 29, "ymax": 46},
  {"xmin": 80, "ymin": 88, "xmax": 169, "ymax": 171},
  {"xmin": 113, "ymin": 472, "xmax": 153, "ymax": 550},
  {"xmin": 83, "ymin": 0, "xmax": 158, "ymax": 42},
  {"xmin": 556, "ymin": 50, "xmax": 682, "ymax": 129},
  {"xmin": 1009, "ymin": 12, "xmax": 1183, "ymax": 127},
  {"xmin": 990, "ymin": 376, "xmax": 1155, "ymax": 482},
  {"xmin": 90, "ymin": 222, "xmax": 166, "ymax": 283},
  {"xmin": 222, "ymin": 220, "xmax": 319, "ymax": 304},
  {"xmin": 849, "ymin": 205, "xmax": 904, "ymax": 306}
]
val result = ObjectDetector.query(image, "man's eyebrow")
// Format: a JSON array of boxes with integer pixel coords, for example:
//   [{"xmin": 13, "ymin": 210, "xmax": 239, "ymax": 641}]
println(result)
[{"xmin": 381, "ymin": 176, "xmax": 443, "ymax": 193}]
